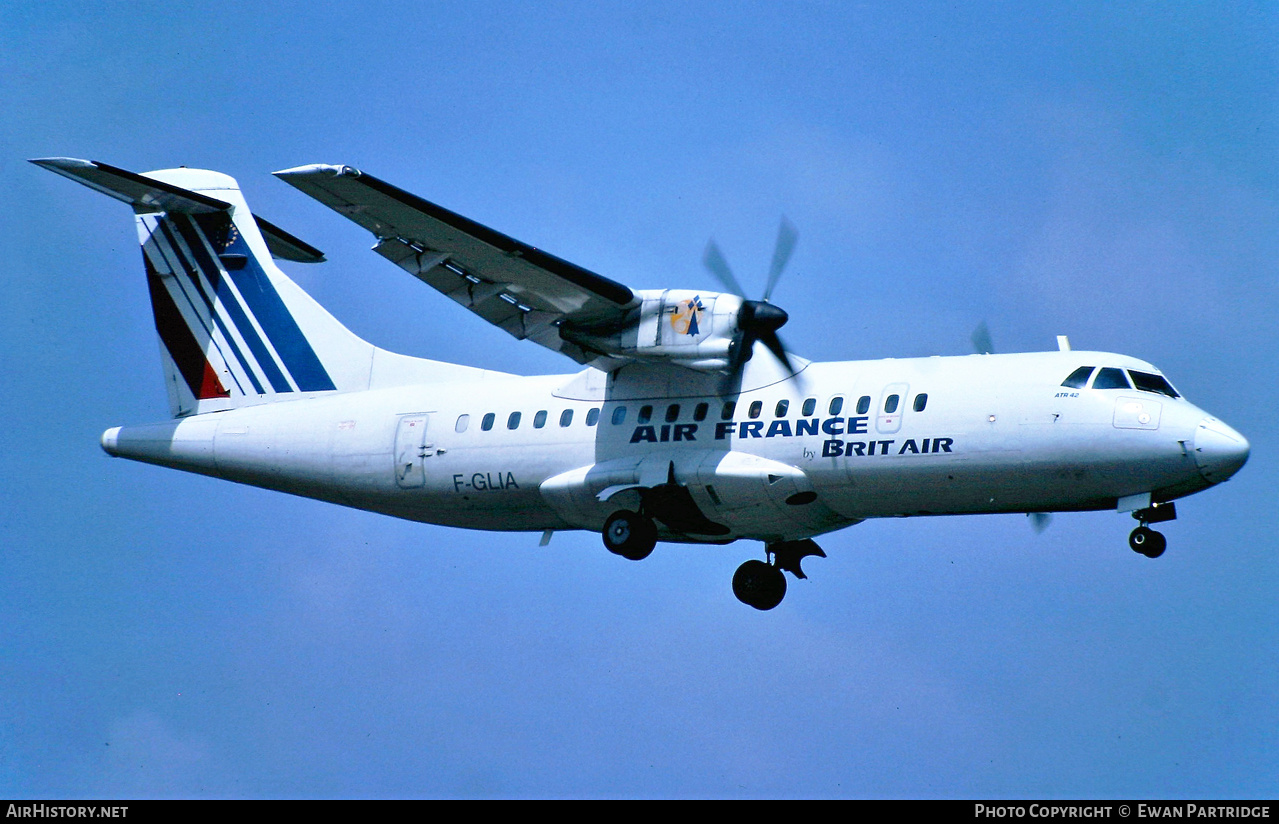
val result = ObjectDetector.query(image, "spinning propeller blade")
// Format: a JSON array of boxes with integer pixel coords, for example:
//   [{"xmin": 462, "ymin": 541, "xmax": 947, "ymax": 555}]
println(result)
[
  {"xmin": 702, "ymin": 218, "xmax": 801, "ymax": 394},
  {"xmin": 972, "ymin": 321, "xmax": 995, "ymax": 355}
]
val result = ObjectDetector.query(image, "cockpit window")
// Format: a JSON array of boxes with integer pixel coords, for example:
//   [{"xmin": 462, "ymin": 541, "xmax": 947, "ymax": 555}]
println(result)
[
  {"xmin": 1129, "ymin": 370, "xmax": 1180, "ymax": 399},
  {"xmin": 1092, "ymin": 367, "xmax": 1132, "ymax": 390},
  {"xmin": 1061, "ymin": 366, "xmax": 1095, "ymax": 389}
]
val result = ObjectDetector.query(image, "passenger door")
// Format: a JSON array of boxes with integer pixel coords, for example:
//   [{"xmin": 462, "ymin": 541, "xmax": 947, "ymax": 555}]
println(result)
[{"xmin": 394, "ymin": 413, "xmax": 433, "ymax": 488}]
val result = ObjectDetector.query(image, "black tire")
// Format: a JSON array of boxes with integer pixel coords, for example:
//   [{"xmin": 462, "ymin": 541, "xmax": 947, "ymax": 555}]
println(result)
[
  {"xmin": 732, "ymin": 559, "xmax": 787, "ymax": 610},
  {"xmin": 1129, "ymin": 526, "xmax": 1167, "ymax": 558},
  {"xmin": 602, "ymin": 510, "xmax": 657, "ymax": 561}
]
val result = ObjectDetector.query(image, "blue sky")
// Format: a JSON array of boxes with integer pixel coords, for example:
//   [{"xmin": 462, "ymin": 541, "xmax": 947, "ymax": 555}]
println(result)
[{"xmin": 2, "ymin": 1, "xmax": 1276, "ymax": 798}]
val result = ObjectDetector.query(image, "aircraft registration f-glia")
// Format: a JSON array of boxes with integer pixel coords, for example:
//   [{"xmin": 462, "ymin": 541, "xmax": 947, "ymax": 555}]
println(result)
[{"xmin": 35, "ymin": 157, "xmax": 1250, "ymax": 609}]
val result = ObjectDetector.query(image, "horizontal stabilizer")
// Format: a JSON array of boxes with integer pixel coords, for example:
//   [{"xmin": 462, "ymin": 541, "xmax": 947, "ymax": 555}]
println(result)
[
  {"xmin": 253, "ymin": 214, "xmax": 325, "ymax": 263},
  {"xmin": 31, "ymin": 157, "xmax": 229, "ymax": 214},
  {"xmin": 32, "ymin": 158, "xmax": 324, "ymax": 262}
]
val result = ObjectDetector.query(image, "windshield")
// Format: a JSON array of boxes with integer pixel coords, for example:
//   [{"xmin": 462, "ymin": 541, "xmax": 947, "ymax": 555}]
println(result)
[{"xmin": 1128, "ymin": 370, "xmax": 1180, "ymax": 399}]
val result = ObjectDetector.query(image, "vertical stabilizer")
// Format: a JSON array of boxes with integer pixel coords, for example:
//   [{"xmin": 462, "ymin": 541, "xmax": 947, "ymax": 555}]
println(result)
[
  {"xmin": 35, "ymin": 158, "xmax": 507, "ymax": 417},
  {"xmin": 33, "ymin": 159, "xmax": 383, "ymax": 416}
]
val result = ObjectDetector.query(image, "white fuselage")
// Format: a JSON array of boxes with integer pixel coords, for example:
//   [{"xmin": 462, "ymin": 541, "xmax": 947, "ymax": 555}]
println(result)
[{"xmin": 101, "ymin": 348, "xmax": 1247, "ymax": 545}]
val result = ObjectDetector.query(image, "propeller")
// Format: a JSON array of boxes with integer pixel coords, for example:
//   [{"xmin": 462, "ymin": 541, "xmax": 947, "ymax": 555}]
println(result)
[
  {"xmin": 703, "ymin": 218, "xmax": 800, "ymax": 393},
  {"xmin": 971, "ymin": 320, "xmax": 995, "ymax": 355}
]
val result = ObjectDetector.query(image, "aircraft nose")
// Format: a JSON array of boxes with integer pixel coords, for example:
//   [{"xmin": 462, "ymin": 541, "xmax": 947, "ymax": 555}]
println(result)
[{"xmin": 1194, "ymin": 417, "xmax": 1250, "ymax": 484}]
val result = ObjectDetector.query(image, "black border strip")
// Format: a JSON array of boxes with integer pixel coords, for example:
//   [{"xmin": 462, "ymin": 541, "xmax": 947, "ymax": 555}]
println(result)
[
  {"xmin": 90, "ymin": 161, "xmax": 231, "ymax": 211},
  {"xmin": 352, "ymin": 170, "xmax": 634, "ymax": 306}
]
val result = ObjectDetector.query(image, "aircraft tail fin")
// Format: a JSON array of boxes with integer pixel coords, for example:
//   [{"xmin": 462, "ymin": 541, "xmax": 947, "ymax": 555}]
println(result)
[{"xmin": 33, "ymin": 158, "xmax": 494, "ymax": 417}]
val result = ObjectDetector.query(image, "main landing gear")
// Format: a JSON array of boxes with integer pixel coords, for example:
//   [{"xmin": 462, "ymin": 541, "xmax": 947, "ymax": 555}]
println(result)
[
  {"xmin": 602, "ymin": 509, "xmax": 658, "ymax": 561},
  {"xmin": 1129, "ymin": 503, "xmax": 1176, "ymax": 559},
  {"xmin": 732, "ymin": 539, "xmax": 826, "ymax": 611}
]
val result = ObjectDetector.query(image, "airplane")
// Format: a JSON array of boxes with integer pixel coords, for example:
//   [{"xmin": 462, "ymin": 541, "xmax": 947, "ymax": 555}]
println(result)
[{"xmin": 33, "ymin": 157, "xmax": 1251, "ymax": 610}]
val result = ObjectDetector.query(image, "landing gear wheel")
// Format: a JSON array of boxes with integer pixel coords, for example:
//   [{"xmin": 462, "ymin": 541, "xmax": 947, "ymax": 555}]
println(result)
[
  {"xmin": 602, "ymin": 510, "xmax": 657, "ymax": 561},
  {"xmin": 1129, "ymin": 526, "xmax": 1167, "ymax": 558},
  {"xmin": 732, "ymin": 559, "xmax": 787, "ymax": 610}
]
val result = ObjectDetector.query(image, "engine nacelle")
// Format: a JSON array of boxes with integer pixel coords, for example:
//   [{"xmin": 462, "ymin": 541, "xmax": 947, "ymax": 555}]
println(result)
[{"xmin": 561, "ymin": 289, "xmax": 742, "ymax": 372}]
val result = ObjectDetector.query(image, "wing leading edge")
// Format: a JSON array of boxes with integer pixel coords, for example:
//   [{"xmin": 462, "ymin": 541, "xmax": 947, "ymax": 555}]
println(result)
[{"xmin": 274, "ymin": 164, "xmax": 638, "ymax": 366}]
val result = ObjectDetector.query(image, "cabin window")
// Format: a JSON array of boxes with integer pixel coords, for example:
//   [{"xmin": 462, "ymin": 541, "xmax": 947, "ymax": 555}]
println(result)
[
  {"xmin": 749, "ymin": 401, "xmax": 763, "ymax": 419},
  {"xmin": 1129, "ymin": 370, "xmax": 1180, "ymax": 399},
  {"xmin": 1061, "ymin": 366, "xmax": 1095, "ymax": 389},
  {"xmin": 775, "ymin": 399, "xmax": 789, "ymax": 417},
  {"xmin": 856, "ymin": 395, "xmax": 871, "ymax": 415},
  {"xmin": 612, "ymin": 406, "xmax": 627, "ymax": 425},
  {"xmin": 638, "ymin": 405, "xmax": 653, "ymax": 424},
  {"xmin": 1092, "ymin": 367, "xmax": 1131, "ymax": 390},
  {"xmin": 586, "ymin": 408, "xmax": 600, "ymax": 426},
  {"xmin": 507, "ymin": 411, "xmax": 522, "ymax": 429},
  {"xmin": 829, "ymin": 396, "xmax": 844, "ymax": 415},
  {"xmin": 693, "ymin": 402, "xmax": 709, "ymax": 422},
  {"xmin": 884, "ymin": 394, "xmax": 900, "ymax": 414},
  {"xmin": 720, "ymin": 401, "xmax": 736, "ymax": 420},
  {"xmin": 533, "ymin": 410, "xmax": 548, "ymax": 429},
  {"xmin": 481, "ymin": 413, "xmax": 495, "ymax": 431},
  {"xmin": 665, "ymin": 404, "xmax": 680, "ymax": 423},
  {"xmin": 913, "ymin": 394, "xmax": 928, "ymax": 412},
  {"xmin": 559, "ymin": 409, "xmax": 573, "ymax": 427},
  {"xmin": 455, "ymin": 414, "xmax": 470, "ymax": 433},
  {"xmin": 801, "ymin": 398, "xmax": 816, "ymax": 416}
]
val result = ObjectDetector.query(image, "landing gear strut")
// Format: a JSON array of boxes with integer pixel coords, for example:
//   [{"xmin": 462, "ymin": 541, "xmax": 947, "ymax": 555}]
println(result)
[{"xmin": 602, "ymin": 509, "xmax": 658, "ymax": 561}]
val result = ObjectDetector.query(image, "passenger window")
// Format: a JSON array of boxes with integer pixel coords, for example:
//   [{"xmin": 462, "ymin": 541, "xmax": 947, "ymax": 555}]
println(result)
[
  {"xmin": 775, "ymin": 399, "xmax": 789, "ymax": 417},
  {"xmin": 533, "ymin": 410, "xmax": 547, "ymax": 429},
  {"xmin": 611, "ymin": 406, "xmax": 627, "ymax": 425},
  {"xmin": 1061, "ymin": 366, "xmax": 1095, "ymax": 389},
  {"xmin": 829, "ymin": 396, "xmax": 844, "ymax": 415},
  {"xmin": 721, "ymin": 401, "xmax": 736, "ymax": 420},
  {"xmin": 693, "ymin": 402, "xmax": 709, "ymax": 422},
  {"xmin": 638, "ymin": 405, "xmax": 653, "ymax": 424},
  {"xmin": 801, "ymin": 398, "xmax": 816, "ymax": 416},
  {"xmin": 856, "ymin": 395, "xmax": 870, "ymax": 415},
  {"xmin": 884, "ymin": 394, "xmax": 900, "ymax": 414},
  {"xmin": 665, "ymin": 404, "xmax": 680, "ymax": 423},
  {"xmin": 586, "ymin": 408, "xmax": 600, "ymax": 426},
  {"xmin": 455, "ymin": 414, "xmax": 470, "ymax": 433},
  {"xmin": 559, "ymin": 409, "xmax": 573, "ymax": 427},
  {"xmin": 913, "ymin": 394, "xmax": 928, "ymax": 412},
  {"xmin": 507, "ymin": 411, "xmax": 522, "ymax": 429},
  {"xmin": 1129, "ymin": 370, "xmax": 1180, "ymax": 399},
  {"xmin": 1092, "ymin": 368, "xmax": 1132, "ymax": 390},
  {"xmin": 749, "ymin": 401, "xmax": 763, "ymax": 419},
  {"xmin": 481, "ymin": 413, "xmax": 495, "ymax": 431}
]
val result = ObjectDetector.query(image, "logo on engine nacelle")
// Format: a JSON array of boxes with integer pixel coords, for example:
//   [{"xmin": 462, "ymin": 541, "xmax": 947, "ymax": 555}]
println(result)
[{"xmin": 670, "ymin": 295, "xmax": 705, "ymax": 336}]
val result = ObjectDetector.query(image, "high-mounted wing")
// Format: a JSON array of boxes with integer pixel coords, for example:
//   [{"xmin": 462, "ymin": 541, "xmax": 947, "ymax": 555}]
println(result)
[{"xmin": 274, "ymin": 164, "xmax": 638, "ymax": 366}]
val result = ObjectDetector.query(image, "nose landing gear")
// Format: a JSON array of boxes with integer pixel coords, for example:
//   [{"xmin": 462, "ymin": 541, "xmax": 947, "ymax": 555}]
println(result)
[
  {"xmin": 732, "ymin": 539, "xmax": 825, "ymax": 610},
  {"xmin": 1129, "ymin": 526, "xmax": 1167, "ymax": 558},
  {"xmin": 1129, "ymin": 503, "xmax": 1175, "ymax": 559},
  {"xmin": 733, "ymin": 559, "xmax": 787, "ymax": 610}
]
